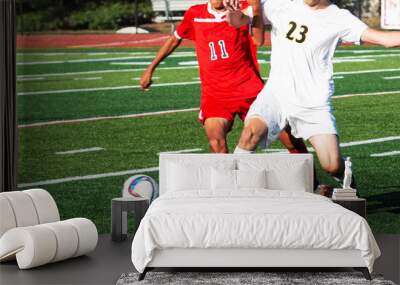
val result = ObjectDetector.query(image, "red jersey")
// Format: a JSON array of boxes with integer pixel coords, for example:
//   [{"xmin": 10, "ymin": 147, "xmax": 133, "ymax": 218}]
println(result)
[{"xmin": 175, "ymin": 2, "xmax": 264, "ymax": 101}]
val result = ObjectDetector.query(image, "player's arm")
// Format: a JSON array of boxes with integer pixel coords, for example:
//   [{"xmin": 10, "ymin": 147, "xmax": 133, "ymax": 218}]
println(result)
[
  {"xmin": 140, "ymin": 36, "xmax": 181, "ymax": 90},
  {"xmin": 361, "ymin": 28, "xmax": 400, "ymax": 48},
  {"xmin": 247, "ymin": 0, "xmax": 264, "ymax": 47}
]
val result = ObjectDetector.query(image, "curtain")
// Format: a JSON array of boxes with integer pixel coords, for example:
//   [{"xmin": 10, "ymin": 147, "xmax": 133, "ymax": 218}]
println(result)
[{"xmin": 0, "ymin": 0, "xmax": 17, "ymax": 192}]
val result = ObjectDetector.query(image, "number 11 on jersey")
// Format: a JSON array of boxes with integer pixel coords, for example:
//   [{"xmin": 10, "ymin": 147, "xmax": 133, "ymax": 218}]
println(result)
[{"xmin": 209, "ymin": 40, "xmax": 229, "ymax": 61}]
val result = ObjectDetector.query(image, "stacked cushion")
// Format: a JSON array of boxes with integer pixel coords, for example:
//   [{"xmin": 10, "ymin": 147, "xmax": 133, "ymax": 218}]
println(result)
[{"xmin": 0, "ymin": 189, "xmax": 97, "ymax": 269}]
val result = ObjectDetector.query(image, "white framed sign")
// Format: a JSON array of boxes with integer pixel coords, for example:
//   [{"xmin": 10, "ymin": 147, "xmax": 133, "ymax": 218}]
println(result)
[{"xmin": 381, "ymin": 0, "xmax": 400, "ymax": 30}]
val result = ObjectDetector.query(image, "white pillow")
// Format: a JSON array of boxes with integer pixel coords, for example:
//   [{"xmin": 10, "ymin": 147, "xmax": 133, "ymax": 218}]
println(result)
[
  {"xmin": 167, "ymin": 160, "xmax": 236, "ymax": 192},
  {"xmin": 167, "ymin": 162, "xmax": 210, "ymax": 191},
  {"xmin": 211, "ymin": 168, "xmax": 236, "ymax": 190},
  {"xmin": 236, "ymin": 169, "xmax": 267, "ymax": 189},
  {"xmin": 266, "ymin": 162, "xmax": 308, "ymax": 191}
]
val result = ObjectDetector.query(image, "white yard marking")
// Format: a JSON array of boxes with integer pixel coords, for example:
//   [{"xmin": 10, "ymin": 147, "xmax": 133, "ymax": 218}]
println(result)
[
  {"xmin": 69, "ymin": 35, "xmax": 170, "ymax": 48},
  {"xmin": 18, "ymin": 167, "xmax": 160, "ymax": 188},
  {"xmin": 333, "ymin": 58, "xmax": 375, "ymax": 63},
  {"xmin": 333, "ymin": 76, "xmax": 344, "ymax": 79},
  {"xmin": 159, "ymin": 148, "xmax": 203, "ymax": 154},
  {"xmin": 335, "ymin": 68, "xmax": 400, "ymax": 75},
  {"xmin": 370, "ymin": 151, "xmax": 400, "ymax": 157},
  {"xmin": 74, "ymin": 77, "xmax": 102, "ymax": 81},
  {"xmin": 17, "ymin": 50, "xmax": 399, "ymax": 66},
  {"xmin": 110, "ymin": 62, "xmax": 156, "ymax": 65},
  {"xmin": 17, "ymin": 52, "xmax": 197, "ymax": 65},
  {"xmin": 17, "ymin": 56, "xmax": 158, "ymax": 66},
  {"xmin": 383, "ymin": 76, "xmax": 400, "ymax": 80},
  {"xmin": 340, "ymin": 136, "xmax": 400, "ymax": 147},
  {"xmin": 179, "ymin": 61, "xmax": 198, "ymax": 66},
  {"xmin": 132, "ymin": 77, "xmax": 159, "ymax": 80},
  {"xmin": 17, "ymin": 67, "xmax": 400, "ymax": 80},
  {"xmin": 16, "ymin": 66, "xmax": 200, "ymax": 79},
  {"xmin": 17, "ymin": 81, "xmax": 201, "ymax": 96},
  {"xmin": 333, "ymin": 90, "xmax": 400, "ymax": 99},
  {"xmin": 17, "ymin": 77, "xmax": 45, "ymax": 82},
  {"xmin": 17, "ymin": 52, "xmax": 153, "ymax": 56},
  {"xmin": 18, "ymin": 136, "xmax": 400, "ymax": 187},
  {"xmin": 56, "ymin": 147, "xmax": 104, "ymax": 155},
  {"xmin": 18, "ymin": 90, "xmax": 400, "ymax": 128},
  {"xmin": 19, "ymin": 108, "xmax": 200, "ymax": 128}
]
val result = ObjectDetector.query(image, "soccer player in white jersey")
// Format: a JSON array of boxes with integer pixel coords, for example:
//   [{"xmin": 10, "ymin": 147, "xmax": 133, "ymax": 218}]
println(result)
[{"xmin": 224, "ymin": 0, "xmax": 400, "ymax": 188}]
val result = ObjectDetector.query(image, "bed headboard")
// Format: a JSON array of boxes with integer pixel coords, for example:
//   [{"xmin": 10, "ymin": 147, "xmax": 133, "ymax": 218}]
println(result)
[{"xmin": 159, "ymin": 153, "xmax": 314, "ymax": 195}]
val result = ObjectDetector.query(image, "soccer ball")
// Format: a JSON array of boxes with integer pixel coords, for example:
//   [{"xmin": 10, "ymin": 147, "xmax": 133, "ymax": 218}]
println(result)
[{"xmin": 122, "ymin": 175, "xmax": 159, "ymax": 202}]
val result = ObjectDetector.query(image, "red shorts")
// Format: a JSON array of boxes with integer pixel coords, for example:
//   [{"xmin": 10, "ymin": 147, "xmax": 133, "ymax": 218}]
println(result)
[{"xmin": 198, "ymin": 97, "xmax": 257, "ymax": 124}]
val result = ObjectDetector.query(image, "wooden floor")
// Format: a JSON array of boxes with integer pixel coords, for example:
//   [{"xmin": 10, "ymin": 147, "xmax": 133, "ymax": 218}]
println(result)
[{"xmin": 0, "ymin": 235, "xmax": 399, "ymax": 285}]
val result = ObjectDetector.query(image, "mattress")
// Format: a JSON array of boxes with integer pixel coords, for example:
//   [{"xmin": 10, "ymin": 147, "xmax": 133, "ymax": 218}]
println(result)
[{"xmin": 131, "ymin": 190, "xmax": 380, "ymax": 273}]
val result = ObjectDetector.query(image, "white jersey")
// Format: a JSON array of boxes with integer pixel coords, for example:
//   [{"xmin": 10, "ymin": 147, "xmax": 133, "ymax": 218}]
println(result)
[{"xmin": 261, "ymin": 0, "xmax": 368, "ymax": 113}]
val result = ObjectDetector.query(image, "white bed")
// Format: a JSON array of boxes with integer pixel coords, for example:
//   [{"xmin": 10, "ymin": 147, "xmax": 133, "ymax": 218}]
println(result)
[{"xmin": 131, "ymin": 154, "xmax": 380, "ymax": 280}]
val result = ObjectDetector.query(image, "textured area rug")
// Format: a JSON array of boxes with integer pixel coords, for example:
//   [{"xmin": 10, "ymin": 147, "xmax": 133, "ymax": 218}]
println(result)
[{"xmin": 117, "ymin": 272, "xmax": 395, "ymax": 285}]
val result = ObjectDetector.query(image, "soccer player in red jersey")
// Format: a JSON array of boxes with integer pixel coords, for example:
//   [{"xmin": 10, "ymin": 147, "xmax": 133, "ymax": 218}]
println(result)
[{"xmin": 140, "ymin": 0, "xmax": 308, "ymax": 155}]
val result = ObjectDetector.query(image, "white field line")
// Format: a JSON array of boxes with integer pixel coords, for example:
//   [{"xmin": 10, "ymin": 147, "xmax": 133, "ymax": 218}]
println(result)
[
  {"xmin": 74, "ymin": 77, "xmax": 102, "ymax": 81},
  {"xmin": 17, "ymin": 52, "xmax": 153, "ymax": 56},
  {"xmin": 17, "ymin": 81, "xmax": 201, "ymax": 96},
  {"xmin": 69, "ymin": 35, "xmax": 171, "ymax": 48},
  {"xmin": 335, "ymin": 68, "xmax": 400, "ymax": 75},
  {"xmin": 159, "ymin": 148, "xmax": 203, "ymax": 154},
  {"xmin": 18, "ymin": 167, "xmax": 160, "ymax": 188},
  {"xmin": 383, "ymin": 76, "xmax": 400, "ymax": 80},
  {"xmin": 337, "ymin": 53, "xmax": 400, "ymax": 59},
  {"xmin": 333, "ymin": 59, "xmax": 375, "ymax": 63},
  {"xmin": 56, "ymin": 147, "xmax": 104, "ymax": 155},
  {"xmin": 17, "ymin": 66, "xmax": 400, "ymax": 81},
  {"xmin": 18, "ymin": 136, "xmax": 400, "ymax": 188},
  {"xmin": 17, "ymin": 52, "xmax": 196, "ymax": 66},
  {"xmin": 16, "ymin": 66, "xmax": 199, "ymax": 79},
  {"xmin": 18, "ymin": 90, "xmax": 400, "ymax": 129},
  {"xmin": 371, "ymin": 150, "xmax": 400, "ymax": 157},
  {"xmin": 333, "ymin": 76, "xmax": 344, "ymax": 79},
  {"xmin": 17, "ymin": 77, "xmax": 45, "ymax": 82},
  {"xmin": 334, "ymin": 49, "xmax": 400, "ymax": 54},
  {"xmin": 16, "ymin": 49, "xmax": 398, "ymax": 57},
  {"xmin": 179, "ymin": 61, "xmax": 199, "ymax": 66},
  {"xmin": 110, "ymin": 61, "xmax": 158, "ymax": 66},
  {"xmin": 19, "ymin": 108, "xmax": 200, "ymax": 128},
  {"xmin": 265, "ymin": 136, "xmax": 400, "ymax": 152},
  {"xmin": 340, "ymin": 136, "xmax": 400, "ymax": 147},
  {"xmin": 132, "ymin": 77, "xmax": 160, "ymax": 80},
  {"xmin": 17, "ymin": 56, "xmax": 155, "ymax": 66},
  {"xmin": 333, "ymin": 90, "xmax": 400, "ymax": 99},
  {"xmin": 17, "ymin": 52, "xmax": 400, "ymax": 66}
]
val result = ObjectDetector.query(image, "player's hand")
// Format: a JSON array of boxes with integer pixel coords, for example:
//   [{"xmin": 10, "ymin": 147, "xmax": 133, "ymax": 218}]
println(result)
[
  {"xmin": 226, "ymin": 9, "xmax": 247, "ymax": 28},
  {"xmin": 140, "ymin": 69, "xmax": 153, "ymax": 91},
  {"xmin": 223, "ymin": 0, "xmax": 240, "ymax": 11}
]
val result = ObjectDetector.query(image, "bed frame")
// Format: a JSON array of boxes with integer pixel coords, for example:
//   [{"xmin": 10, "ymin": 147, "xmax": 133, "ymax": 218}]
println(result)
[{"xmin": 139, "ymin": 154, "xmax": 372, "ymax": 281}]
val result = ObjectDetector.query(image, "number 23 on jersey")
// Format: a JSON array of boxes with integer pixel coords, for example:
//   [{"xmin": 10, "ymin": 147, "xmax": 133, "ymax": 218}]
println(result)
[{"xmin": 286, "ymin": 21, "xmax": 309, "ymax": 43}]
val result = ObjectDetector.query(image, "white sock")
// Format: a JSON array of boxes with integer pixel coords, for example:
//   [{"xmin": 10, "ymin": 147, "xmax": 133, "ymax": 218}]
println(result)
[{"xmin": 234, "ymin": 146, "xmax": 255, "ymax": 154}]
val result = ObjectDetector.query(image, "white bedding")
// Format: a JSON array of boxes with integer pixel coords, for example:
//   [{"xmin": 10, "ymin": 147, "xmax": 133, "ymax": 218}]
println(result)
[{"xmin": 131, "ymin": 190, "xmax": 380, "ymax": 273}]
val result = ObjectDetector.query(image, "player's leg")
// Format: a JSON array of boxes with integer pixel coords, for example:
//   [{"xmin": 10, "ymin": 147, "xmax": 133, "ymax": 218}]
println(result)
[
  {"xmin": 308, "ymin": 134, "xmax": 344, "ymax": 179},
  {"xmin": 278, "ymin": 125, "xmax": 308, "ymax": 153},
  {"xmin": 234, "ymin": 89, "xmax": 285, "ymax": 153},
  {"xmin": 203, "ymin": 118, "xmax": 233, "ymax": 153},
  {"xmin": 235, "ymin": 117, "xmax": 268, "ymax": 152}
]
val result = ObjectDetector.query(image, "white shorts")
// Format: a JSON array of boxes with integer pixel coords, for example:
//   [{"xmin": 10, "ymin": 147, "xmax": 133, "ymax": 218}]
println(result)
[{"xmin": 245, "ymin": 87, "xmax": 338, "ymax": 148}]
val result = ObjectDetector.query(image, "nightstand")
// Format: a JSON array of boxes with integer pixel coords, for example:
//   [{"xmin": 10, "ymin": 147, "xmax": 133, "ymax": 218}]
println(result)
[
  {"xmin": 332, "ymin": 198, "xmax": 366, "ymax": 218},
  {"xmin": 111, "ymin": 197, "xmax": 149, "ymax": 242}
]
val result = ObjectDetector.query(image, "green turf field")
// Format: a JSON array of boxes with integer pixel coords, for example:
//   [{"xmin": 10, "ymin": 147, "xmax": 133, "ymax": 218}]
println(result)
[{"xmin": 17, "ymin": 46, "xmax": 400, "ymax": 234}]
